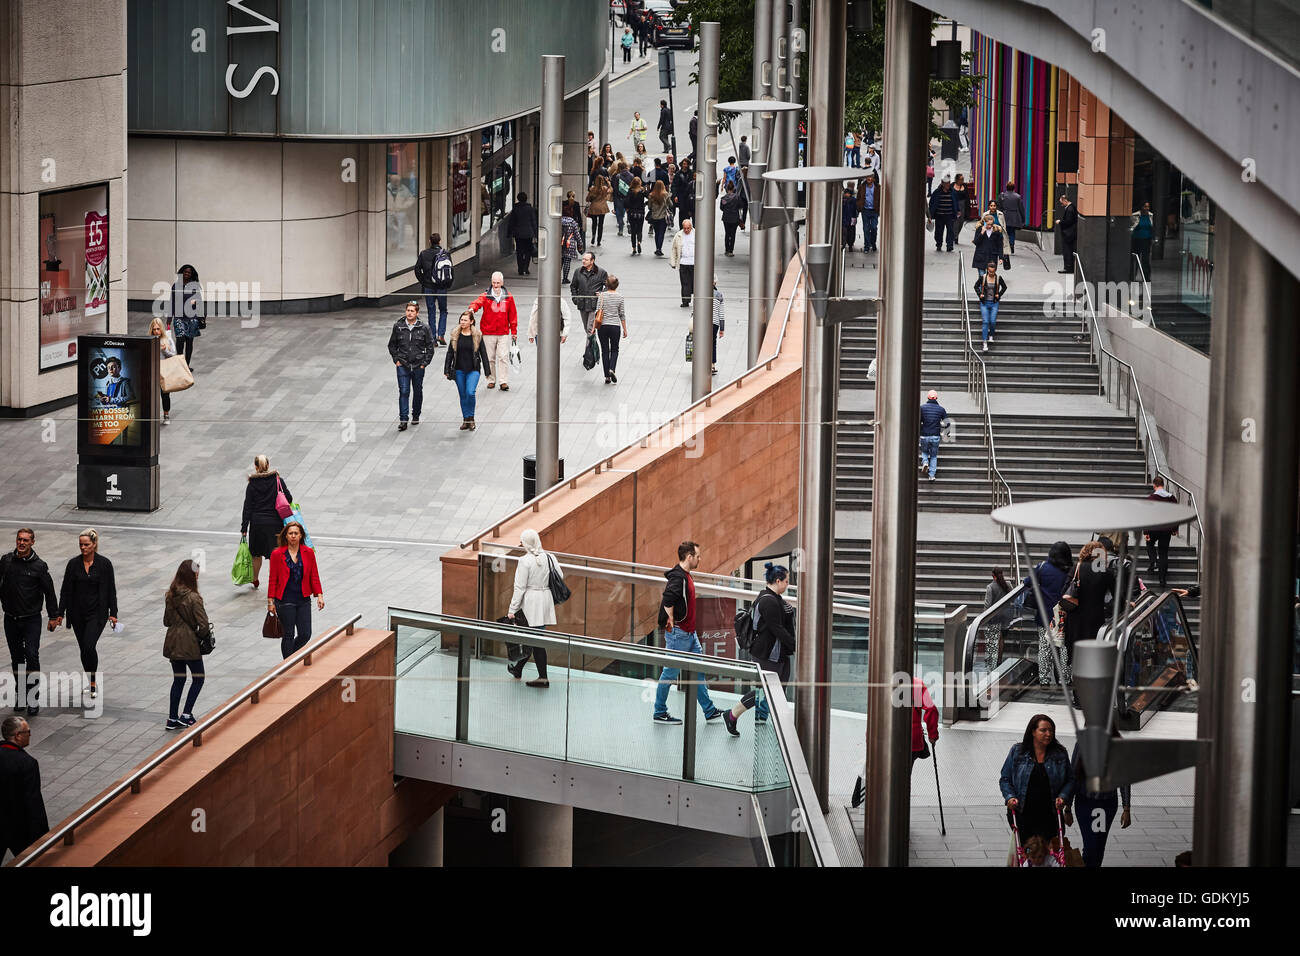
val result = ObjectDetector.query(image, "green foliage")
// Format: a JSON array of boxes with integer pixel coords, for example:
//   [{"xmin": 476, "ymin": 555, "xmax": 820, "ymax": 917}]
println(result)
[{"xmin": 675, "ymin": 0, "xmax": 982, "ymax": 141}]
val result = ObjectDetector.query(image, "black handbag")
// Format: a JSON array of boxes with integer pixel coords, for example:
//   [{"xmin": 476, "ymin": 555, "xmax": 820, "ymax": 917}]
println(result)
[
  {"xmin": 546, "ymin": 554, "xmax": 571, "ymax": 606},
  {"xmin": 197, "ymin": 622, "xmax": 216, "ymax": 656},
  {"xmin": 1058, "ymin": 562, "xmax": 1081, "ymax": 612},
  {"xmin": 497, "ymin": 612, "xmax": 529, "ymax": 664}
]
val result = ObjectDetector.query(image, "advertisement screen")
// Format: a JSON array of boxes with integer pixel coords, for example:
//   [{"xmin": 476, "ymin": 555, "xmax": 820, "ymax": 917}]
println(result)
[
  {"xmin": 39, "ymin": 184, "xmax": 110, "ymax": 370},
  {"xmin": 77, "ymin": 335, "xmax": 157, "ymax": 461}
]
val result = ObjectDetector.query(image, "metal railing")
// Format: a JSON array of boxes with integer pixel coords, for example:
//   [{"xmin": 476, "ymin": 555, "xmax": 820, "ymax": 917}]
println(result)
[
  {"xmin": 957, "ymin": 253, "xmax": 1022, "ymax": 577},
  {"xmin": 460, "ymin": 261, "xmax": 806, "ymax": 549},
  {"xmin": 478, "ymin": 545, "xmax": 946, "ymax": 613},
  {"xmin": 476, "ymin": 550, "xmax": 950, "ymax": 626},
  {"xmin": 1073, "ymin": 253, "xmax": 1205, "ymax": 578},
  {"xmin": 1131, "ymin": 253, "xmax": 1155, "ymax": 327},
  {"xmin": 13, "ymin": 613, "xmax": 364, "ymax": 867}
]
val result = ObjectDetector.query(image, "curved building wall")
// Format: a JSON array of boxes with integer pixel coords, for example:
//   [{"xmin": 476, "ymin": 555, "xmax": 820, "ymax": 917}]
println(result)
[{"xmin": 128, "ymin": 0, "xmax": 607, "ymax": 138}]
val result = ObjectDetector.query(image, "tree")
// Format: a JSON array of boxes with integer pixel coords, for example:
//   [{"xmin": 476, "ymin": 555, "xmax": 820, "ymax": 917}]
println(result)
[{"xmin": 676, "ymin": 0, "xmax": 982, "ymax": 141}]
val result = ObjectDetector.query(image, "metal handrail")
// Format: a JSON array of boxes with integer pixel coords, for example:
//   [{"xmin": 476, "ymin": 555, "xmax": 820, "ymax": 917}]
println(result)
[
  {"xmin": 1130, "ymin": 253, "xmax": 1155, "ymax": 327},
  {"xmin": 956, "ymin": 253, "xmax": 1022, "ymax": 578},
  {"xmin": 478, "ymin": 551, "xmax": 950, "ymax": 624},
  {"xmin": 389, "ymin": 609, "xmax": 763, "ymax": 679},
  {"xmin": 477, "ymin": 544, "xmax": 938, "ymax": 609},
  {"xmin": 960, "ymin": 581, "xmax": 1028, "ymax": 680},
  {"xmin": 14, "ymin": 613, "xmax": 364, "ymax": 867},
  {"xmin": 460, "ymin": 260, "xmax": 806, "ymax": 549},
  {"xmin": 1073, "ymin": 253, "xmax": 1205, "ymax": 579},
  {"xmin": 1114, "ymin": 590, "xmax": 1200, "ymax": 691}
]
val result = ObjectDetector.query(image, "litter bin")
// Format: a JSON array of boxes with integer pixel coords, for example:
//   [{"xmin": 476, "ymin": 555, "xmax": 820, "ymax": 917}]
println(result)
[
  {"xmin": 523, "ymin": 454, "xmax": 565, "ymax": 503},
  {"xmin": 940, "ymin": 119, "xmax": 960, "ymax": 162}
]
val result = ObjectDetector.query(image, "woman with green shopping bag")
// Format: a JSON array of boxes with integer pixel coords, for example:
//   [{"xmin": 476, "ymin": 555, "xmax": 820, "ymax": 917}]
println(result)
[{"xmin": 239, "ymin": 454, "xmax": 293, "ymax": 589}]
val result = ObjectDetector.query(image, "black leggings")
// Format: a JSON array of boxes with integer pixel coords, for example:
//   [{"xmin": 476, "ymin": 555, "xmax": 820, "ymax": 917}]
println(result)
[
  {"xmin": 628, "ymin": 215, "xmax": 645, "ymax": 250},
  {"xmin": 71, "ymin": 616, "xmax": 106, "ymax": 675},
  {"xmin": 175, "ymin": 335, "xmax": 194, "ymax": 365},
  {"xmin": 160, "ymin": 387, "xmax": 171, "ymax": 413},
  {"xmin": 590, "ymin": 214, "xmax": 605, "ymax": 245},
  {"xmin": 598, "ymin": 325, "xmax": 622, "ymax": 375},
  {"xmin": 169, "ymin": 658, "xmax": 205, "ymax": 719}
]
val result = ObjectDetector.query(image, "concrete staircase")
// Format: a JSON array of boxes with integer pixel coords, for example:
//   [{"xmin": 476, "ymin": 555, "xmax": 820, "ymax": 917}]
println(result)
[
  {"xmin": 835, "ymin": 410, "xmax": 990, "ymax": 513},
  {"xmin": 840, "ymin": 300, "xmax": 1099, "ymax": 394}
]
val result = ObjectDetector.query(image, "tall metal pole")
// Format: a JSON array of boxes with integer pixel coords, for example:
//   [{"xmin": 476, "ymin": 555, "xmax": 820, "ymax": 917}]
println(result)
[
  {"xmin": 766, "ymin": 0, "xmax": 788, "ymax": 301},
  {"xmin": 865, "ymin": 0, "xmax": 928, "ymax": 867},
  {"xmin": 788, "ymin": 0, "xmax": 802, "ymax": 212},
  {"xmin": 536, "ymin": 55, "xmax": 564, "ymax": 493},
  {"xmin": 692, "ymin": 22, "xmax": 720, "ymax": 402},
  {"xmin": 794, "ymin": 0, "xmax": 846, "ymax": 814},
  {"xmin": 1193, "ymin": 214, "xmax": 1300, "ymax": 865},
  {"xmin": 747, "ymin": 2, "xmax": 773, "ymax": 365},
  {"xmin": 599, "ymin": 72, "xmax": 610, "ymax": 152}
]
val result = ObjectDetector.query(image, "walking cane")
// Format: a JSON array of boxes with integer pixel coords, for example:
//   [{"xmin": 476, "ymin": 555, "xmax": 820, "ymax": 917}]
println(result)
[{"xmin": 930, "ymin": 739, "xmax": 947, "ymax": 835}]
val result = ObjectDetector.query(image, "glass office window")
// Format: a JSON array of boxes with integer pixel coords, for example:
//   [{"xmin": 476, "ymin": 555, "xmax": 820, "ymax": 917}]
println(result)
[{"xmin": 385, "ymin": 143, "xmax": 419, "ymax": 278}]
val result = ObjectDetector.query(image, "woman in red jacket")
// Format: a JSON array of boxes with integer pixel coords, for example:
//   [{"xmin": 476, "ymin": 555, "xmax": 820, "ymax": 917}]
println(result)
[{"xmin": 266, "ymin": 521, "xmax": 324, "ymax": 659}]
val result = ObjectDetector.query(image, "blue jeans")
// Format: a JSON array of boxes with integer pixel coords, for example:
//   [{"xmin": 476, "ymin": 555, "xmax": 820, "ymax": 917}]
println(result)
[
  {"xmin": 980, "ymin": 300, "xmax": 999, "ymax": 341},
  {"xmin": 1005, "ymin": 226, "xmax": 1017, "ymax": 253},
  {"xmin": 653, "ymin": 627, "xmax": 718, "ymax": 717},
  {"xmin": 919, "ymin": 435, "xmax": 941, "ymax": 479},
  {"xmin": 276, "ymin": 598, "xmax": 311, "ymax": 659},
  {"xmin": 860, "ymin": 209, "xmax": 879, "ymax": 249},
  {"xmin": 396, "ymin": 364, "xmax": 425, "ymax": 422},
  {"xmin": 422, "ymin": 288, "xmax": 448, "ymax": 337},
  {"xmin": 1074, "ymin": 792, "xmax": 1119, "ymax": 867},
  {"xmin": 454, "ymin": 369, "xmax": 480, "ymax": 419}
]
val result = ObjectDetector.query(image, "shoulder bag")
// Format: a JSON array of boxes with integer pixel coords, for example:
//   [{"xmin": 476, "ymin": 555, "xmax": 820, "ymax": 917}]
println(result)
[
  {"xmin": 275, "ymin": 477, "xmax": 294, "ymax": 519},
  {"xmin": 1058, "ymin": 562, "xmax": 1082, "ymax": 611},
  {"xmin": 546, "ymin": 553, "xmax": 571, "ymax": 606}
]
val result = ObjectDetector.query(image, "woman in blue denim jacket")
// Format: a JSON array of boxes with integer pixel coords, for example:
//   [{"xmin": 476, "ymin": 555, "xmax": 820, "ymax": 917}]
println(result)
[{"xmin": 1000, "ymin": 713, "xmax": 1075, "ymax": 843}]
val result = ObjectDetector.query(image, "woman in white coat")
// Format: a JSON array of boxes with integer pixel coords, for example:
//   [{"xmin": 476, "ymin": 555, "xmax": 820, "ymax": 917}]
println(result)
[{"xmin": 506, "ymin": 529, "xmax": 563, "ymax": 688}]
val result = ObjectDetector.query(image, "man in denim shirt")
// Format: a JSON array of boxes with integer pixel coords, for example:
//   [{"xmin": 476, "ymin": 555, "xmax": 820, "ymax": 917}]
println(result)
[{"xmin": 652, "ymin": 541, "xmax": 725, "ymax": 725}]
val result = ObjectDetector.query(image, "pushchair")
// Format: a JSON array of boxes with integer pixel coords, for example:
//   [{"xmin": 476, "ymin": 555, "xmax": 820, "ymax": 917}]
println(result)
[{"xmin": 1009, "ymin": 806, "xmax": 1067, "ymax": 867}]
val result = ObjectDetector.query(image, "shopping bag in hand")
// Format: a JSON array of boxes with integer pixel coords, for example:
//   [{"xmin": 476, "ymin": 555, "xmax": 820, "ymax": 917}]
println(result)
[
  {"xmin": 284, "ymin": 503, "xmax": 315, "ymax": 549},
  {"xmin": 231, "ymin": 537, "xmax": 254, "ymax": 586}
]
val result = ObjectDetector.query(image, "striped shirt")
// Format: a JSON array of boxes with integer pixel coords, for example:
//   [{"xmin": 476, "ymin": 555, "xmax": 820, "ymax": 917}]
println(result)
[{"xmin": 599, "ymin": 290, "xmax": 626, "ymax": 325}]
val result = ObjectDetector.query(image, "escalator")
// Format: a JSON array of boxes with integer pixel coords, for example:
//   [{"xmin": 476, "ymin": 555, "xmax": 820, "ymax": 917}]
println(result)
[{"xmin": 958, "ymin": 583, "xmax": 1199, "ymax": 723}]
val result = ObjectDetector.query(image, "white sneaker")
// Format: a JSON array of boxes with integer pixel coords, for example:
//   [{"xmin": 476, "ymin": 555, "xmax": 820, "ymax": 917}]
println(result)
[{"xmin": 982, "ymin": 342, "xmax": 988, "ymax": 352}]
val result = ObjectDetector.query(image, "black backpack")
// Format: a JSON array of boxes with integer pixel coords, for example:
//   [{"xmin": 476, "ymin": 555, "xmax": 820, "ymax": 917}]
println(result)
[
  {"xmin": 734, "ymin": 602, "xmax": 759, "ymax": 652},
  {"xmin": 434, "ymin": 249, "xmax": 454, "ymax": 288}
]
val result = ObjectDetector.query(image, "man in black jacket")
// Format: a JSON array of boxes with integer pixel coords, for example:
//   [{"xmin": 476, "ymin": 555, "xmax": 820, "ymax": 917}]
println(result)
[
  {"xmin": 387, "ymin": 301, "xmax": 437, "ymax": 432},
  {"xmin": 0, "ymin": 717, "xmax": 48, "ymax": 859},
  {"xmin": 652, "ymin": 541, "xmax": 724, "ymax": 724},
  {"xmin": 506, "ymin": 193, "xmax": 539, "ymax": 277},
  {"xmin": 1058, "ymin": 194, "xmax": 1078, "ymax": 273},
  {"xmin": 1143, "ymin": 477, "xmax": 1179, "ymax": 589},
  {"xmin": 1, "ymin": 529, "xmax": 59, "ymax": 717},
  {"xmin": 657, "ymin": 99, "xmax": 674, "ymax": 154},
  {"xmin": 720, "ymin": 183, "xmax": 744, "ymax": 255},
  {"xmin": 413, "ymin": 234, "xmax": 452, "ymax": 343},
  {"xmin": 569, "ymin": 253, "xmax": 608, "ymax": 334},
  {"xmin": 928, "ymin": 176, "xmax": 958, "ymax": 252}
]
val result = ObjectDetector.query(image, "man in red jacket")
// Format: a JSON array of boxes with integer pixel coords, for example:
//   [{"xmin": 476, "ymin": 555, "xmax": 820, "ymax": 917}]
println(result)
[{"xmin": 467, "ymin": 272, "xmax": 518, "ymax": 392}]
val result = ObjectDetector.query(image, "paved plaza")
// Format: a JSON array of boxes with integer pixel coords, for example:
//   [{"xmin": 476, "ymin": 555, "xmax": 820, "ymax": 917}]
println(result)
[{"xmin": 0, "ymin": 55, "xmax": 1223, "ymax": 866}]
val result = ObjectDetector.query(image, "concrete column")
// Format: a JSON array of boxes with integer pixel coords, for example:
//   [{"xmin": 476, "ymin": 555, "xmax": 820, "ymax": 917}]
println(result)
[
  {"xmin": 389, "ymin": 807, "xmax": 444, "ymax": 866},
  {"xmin": 0, "ymin": 0, "xmax": 128, "ymax": 414},
  {"xmin": 765, "ymin": 0, "xmax": 787, "ymax": 305},
  {"xmin": 747, "ymin": 1, "xmax": 773, "ymax": 364},
  {"xmin": 511, "ymin": 798, "xmax": 574, "ymax": 866},
  {"xmin": 692, "ymin": 22, "xmax": 720, "ymax": 401},
  {"xmin": 794, "ymin": 0, "xmax": 847, "ymax": 814},
  {"xmin": 865, "ymin": 0, "xmax": 929, "ymax": 868},
  {"xmin": 1192, "ymin": 214, "xmax": 1300, "ymax": 866},
  {"xmin": 536, "ymin": 57, "xmax": 565, "ymax": 493},
  {"xmin": 599, "ymin": 73, "xmax": 610, "ymax": 153}
]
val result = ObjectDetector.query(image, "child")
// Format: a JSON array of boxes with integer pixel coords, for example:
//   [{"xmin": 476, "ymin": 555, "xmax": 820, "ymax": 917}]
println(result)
[{"xmin": 1021, "ymin": 835, "xmax": 1060, "ymax": 868}]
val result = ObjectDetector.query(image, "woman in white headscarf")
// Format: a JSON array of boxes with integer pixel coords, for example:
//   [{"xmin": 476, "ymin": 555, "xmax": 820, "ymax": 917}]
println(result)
[{"xmin": 507, "ymin": 529, "xmax": 563, "ymax": 688}]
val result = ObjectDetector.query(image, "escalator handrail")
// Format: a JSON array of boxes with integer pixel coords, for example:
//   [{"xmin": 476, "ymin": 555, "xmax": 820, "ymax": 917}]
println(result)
[
  {"xmin": 961, "ymin": 581, "xmax": 1029, "ymax": 678},
  {"xmin": 1112, "ymin": 589, "xmax": 1199, "ymax": 681}
]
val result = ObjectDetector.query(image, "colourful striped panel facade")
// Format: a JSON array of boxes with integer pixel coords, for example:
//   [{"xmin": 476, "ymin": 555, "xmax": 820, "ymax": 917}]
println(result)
[{"xmin": 970, "ymin": 33, "xmax": 1054, "ymax": 229}]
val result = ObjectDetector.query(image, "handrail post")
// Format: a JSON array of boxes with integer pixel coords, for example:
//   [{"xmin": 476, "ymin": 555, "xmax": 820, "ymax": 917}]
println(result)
[
  {"xmin": 455, "ymin": 628, "xmax": 471, "ymax": 742},
  {"xmin": 681, "ymin": 666, "xmax": 697, "ymax": 781}
]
